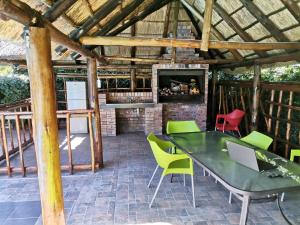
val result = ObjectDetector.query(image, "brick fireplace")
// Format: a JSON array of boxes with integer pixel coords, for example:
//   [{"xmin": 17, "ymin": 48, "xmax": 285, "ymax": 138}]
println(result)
[{"xmin": 99, "ymin": 64, "xmax": 208, "ymax": 136}]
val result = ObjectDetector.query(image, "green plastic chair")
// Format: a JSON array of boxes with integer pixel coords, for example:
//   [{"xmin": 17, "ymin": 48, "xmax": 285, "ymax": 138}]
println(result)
[
  {"xmin": 166, "ymin": 120, "xmax": 201, "ymax": 134},
  {"xmin": 240, "ymin": 131, "xmax": 273, "ymax": 151},
  {"xmin": 290, "ymin": 149, "xmax": 300, "ymax": 161},
  {"xmin": 147, "ymin": 133, "xmax": 195, "ymax": 208}
]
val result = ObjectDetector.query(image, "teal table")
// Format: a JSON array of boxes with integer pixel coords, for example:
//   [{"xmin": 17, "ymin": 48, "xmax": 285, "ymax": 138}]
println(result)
[{"xmin": 168, "ymin": 131, "xmax": 300, "ymax": 225}]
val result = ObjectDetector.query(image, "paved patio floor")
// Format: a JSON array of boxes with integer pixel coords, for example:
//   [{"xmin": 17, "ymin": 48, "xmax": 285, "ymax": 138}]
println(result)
[{"xmin": 0, "ymin": 132, "xmax": 298, "ymax": 225}]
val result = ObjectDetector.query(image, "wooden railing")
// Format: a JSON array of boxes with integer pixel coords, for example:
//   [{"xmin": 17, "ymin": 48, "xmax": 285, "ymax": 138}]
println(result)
[
  {"xmin": 0, "ymin": 109, "xmax": 98, "ymax": 176},
  {"xmin": 215, "ymin": 80, "xmax": 300, "ymax": 159}
]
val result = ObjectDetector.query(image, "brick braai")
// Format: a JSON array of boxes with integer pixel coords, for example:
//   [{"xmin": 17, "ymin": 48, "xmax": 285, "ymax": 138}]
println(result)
[{"xmin": 98, "ymin": 64, "xmax": 208, "ymax": 136}]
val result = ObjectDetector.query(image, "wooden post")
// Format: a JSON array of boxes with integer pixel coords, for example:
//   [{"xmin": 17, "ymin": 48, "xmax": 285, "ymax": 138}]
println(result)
[
  {"xmin": 15, "ymin": 115, "xmax": 25, "ymax": 177},
  {"xmin": 201, "ymin": 0, "xmax": 214, "ymax": 51},
  {"xmin": 211, "ymin": 70, "xmax": 218, "ymax": 125},
  {"xmin": 252, "ymin": 64, "xmax": 261, "ymax": 131},
  {"xmin": 285, "ymin": 91, "xmax": 293, "ymax": 158},
  {"xmin": 130, "ymin": 68, "xmax": 137, "ymax": 92},
  {"xmin": 25, "ymin": 26, "xmax": 65, "ymax": 225},
  {"xmin": 87, "ymin": 57, "xmax": 103, "ymax": 167},
  {"xmin": 171, "ymin": 0, "xmax": 180, "ymax": 63}
]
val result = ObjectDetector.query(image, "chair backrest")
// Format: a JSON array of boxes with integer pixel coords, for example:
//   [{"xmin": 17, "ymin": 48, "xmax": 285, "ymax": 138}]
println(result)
[
  {"xmin": 166, "ymin": 120, "xmax": 201, "ymax": 134},
  {"xmin": 147, "ymin": 133, "xmax": 171, "ymax": 169},
  {"xmin": 226, "ymin": 109, "xmax": 245, "ymax": 127},
  {"xmin": 240, "ymin": 131, "xmax": 273, "ymax": 150}
]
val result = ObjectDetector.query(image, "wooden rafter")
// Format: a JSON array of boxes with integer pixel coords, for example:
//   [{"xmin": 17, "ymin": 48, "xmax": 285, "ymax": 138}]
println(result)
[
  {"xmin": 216, "ymin": 51, "xmax": 300, "ymax": 69},
  {"xmin": 182, "ymin": 3, "xmax": 216, "ymax": 59},
  {"xmin": 0, "ymin": 0, "xmax": 105, "ymax": 63},
  {"xmin": 108, "ymin": 0, "xmax": 173, "ymax": 36},
  {"xmin": 171, "ymin": 0, "xmax": 180, "ymax": 63},
  {"xmin": 80, "ymin": 36, "xmax": 300, "ymax": 50},
  {"xmin": 43, "ymin": 0, "xmax": 77, "ymax": 22},
  {"xmin": 160, "ymin": 2, "xmax": 172, "ymax": 55},
  {"xmin": 105, "ymin": 56, "xmax": 237, "ymax": 64},
  {"xmin": 130, "ymin": 23, "xmax": 136, "ymax": 65},
  {"xmin": 240, "ymin": 0, "xmax": 290, "ymax": 43},
  {"xmin": 281, "ymin": 0, "xmax": 300, "ymax": 24},
  {"xmin": 201, "ymin": 0, "xmax": 213, "ymax": 51},
  {"xmin": 92, "ymin": 0, "xmax": 145, "ymax": 36},
  {"xmin": 214, "ymin": 2, "xmax": 268, "ymax": 58},
  {"xmin": 180, "ymin": 0, "xmax": 243, "ymax": 60},
  {"xmin": 69, "ymin": 0, "xmax": 119, "ymax": 40}
]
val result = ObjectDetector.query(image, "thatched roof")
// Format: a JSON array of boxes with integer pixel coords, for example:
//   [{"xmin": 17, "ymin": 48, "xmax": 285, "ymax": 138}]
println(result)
[{"xmin": 0, "ymin": 0, "xmax": 299, "ymax": 66}]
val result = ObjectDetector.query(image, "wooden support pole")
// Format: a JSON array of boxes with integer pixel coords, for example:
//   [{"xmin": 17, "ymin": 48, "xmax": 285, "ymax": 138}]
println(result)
[
  {"xmin": 267, "ymin": 90, "xmax": 275, "ymax": 133},
  {"xmin": 171, "ymin": 0, "xmax": 180, "ymax": 63},
  {"xmin": 201, "ymin": 0, "xmax": 213, "ymax": 51},
  {"xmin": 273, "ymin": 90, "xmax": 283, "ymax": 153},
  {"xmin": 15, "ymin": 115, "xmax": 25, "ymax": 177},
  {"xmin": 211, "ymin": 70, "xmax": 218, "ymax": 125},
  {"xmin": 160, "ymin": 2, "xmax": 171, "ymax": 55},
  {"xmin": 131, "ymin": 68, "xmax": 137, "ymax": 92},
  {"xmin": 251, "ymin": 64, "xmax": 261, "ymax": 131},
  {"xmin": 88, "ymin": 112, "xmax": 95, "ymax": 172},
  {"xmin": 66, "ymin": 113, "xmax": 73, "ymax": 174},
  {"xmin": 1, "ymin": 115, "xmax": 11, "ymax": 176},
  {"xmin": 285, "ymin": 91, "xmax": 293, "ymax": 158},
  {"xmin": 87, "ymin": 58, "xmax": 103, "ymax": 167},
  {"xmin": 25, "ymin": 26, "xmax": 65, "ymax": 225},
  {"xmin": 80, "ymin": 36, "xmax": 300, "ymax": 51}
]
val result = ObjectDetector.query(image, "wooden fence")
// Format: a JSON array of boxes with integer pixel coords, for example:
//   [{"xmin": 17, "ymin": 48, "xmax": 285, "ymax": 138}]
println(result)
[
  {"xmin": 214, "ymin": 80, "xmax": 300, "ymax": 159},
  {"xmin": 0, "ymin": 106, "xmax": 98, "ymax": 176}
]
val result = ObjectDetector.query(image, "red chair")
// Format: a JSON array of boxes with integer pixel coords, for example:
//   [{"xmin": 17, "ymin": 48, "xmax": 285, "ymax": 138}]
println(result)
[{"xmin": 215, "ymin": 109, "xmax": 245, "ymax": 137}]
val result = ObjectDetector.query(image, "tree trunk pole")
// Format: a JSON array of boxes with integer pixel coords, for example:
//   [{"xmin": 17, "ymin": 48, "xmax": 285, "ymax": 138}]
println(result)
[
  {"xmin": 87, "ymin": 58, "xmax": 103, "ymax": 167},
  {"xmin": 25, "ymin": 26, "xmax": 65, "ymax": 225},
  {"xmin": 252, "ymin": 64, "xmax": 261, "ymax": 131},
  {"xmin": 211, "ymin": 69, "xmax": 218, "ymax": 126},
  {"xmin": 130, "ymin": 68, "xmax": 137, "ymax": 92}
]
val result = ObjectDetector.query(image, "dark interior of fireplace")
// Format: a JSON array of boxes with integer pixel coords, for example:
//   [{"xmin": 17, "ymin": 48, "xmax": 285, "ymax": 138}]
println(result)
[{"xmin": 158, "ymin": 69, "xmax": 205, "ymax": 103}]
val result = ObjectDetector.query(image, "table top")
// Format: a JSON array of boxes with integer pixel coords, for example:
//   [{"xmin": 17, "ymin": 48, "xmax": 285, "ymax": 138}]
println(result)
[{"xmin": 168, "ymin": 131, "xmax": 300, "ymax": 195}]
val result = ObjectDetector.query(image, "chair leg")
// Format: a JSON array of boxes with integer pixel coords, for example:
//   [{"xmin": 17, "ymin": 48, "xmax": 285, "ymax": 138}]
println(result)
[
  {"xmin": 191, "ymin": 174, "xmax": 196, "ymax": 208},
  {"xmin": 237, "ymin": 130, "xmax": 241, "ymax": 137},
  {"xmin": 149, "ymin": 173, "xmax": 164, "ymax": 208},
  {"xmin": 229, "ymin": 192, "xmax": 232, "ymax": 204},
  {"xmin": 281, "ymin": 192, "xmax": 285, "ymax": 202},
  {"xmin": 183, "ymin": 174, "xmax": 186, "ymax": 186},
  {"xmin": 147, "ymin": 165, "xmax": 159, "ymax": 188}
]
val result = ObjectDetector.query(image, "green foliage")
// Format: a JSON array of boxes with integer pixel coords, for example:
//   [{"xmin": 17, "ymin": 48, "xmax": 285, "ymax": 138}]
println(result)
[
  {"xmin": 0, "ymin": 73, "xmax": 30, "ymax": 104},
  {"xmin": 218, "ymin": 64, "xmax": 300, "ymax": 82}
]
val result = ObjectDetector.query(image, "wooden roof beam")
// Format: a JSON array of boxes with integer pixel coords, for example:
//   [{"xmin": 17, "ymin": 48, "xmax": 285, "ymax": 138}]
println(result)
[
  {"xmin": 0, "ymin": 0, "xmax": 105, "ymax": 63},
  {"xmin": 43, "ymin": 0, "xmax": 77, "ymax": 22},
  {"xmin": 108, "ymin": 0, "xmax": 173, "ymax": 36},
  {"xmin": 92, "ymin": 0, "xmax": 145, "ymax": 36},
  {"xmin": 160, "ymin": 2, "xmax": 172, "ymax": 56},
  {"xmin": 105, "ymin": 56, "xmax": 237, "ymax": 64},
  {"xmin": 281, "ymin": 0, "xmax": 300, "ymax": 24},
  {"xmin": 69, "ymin": 0, "xmax": 119, "ymax": 41},
  {"xmin": 216, "ymin": 51, "xmax": 300, "ymax": 69},
  {"xmin": 180, "ymin": 0, "xmax": 243, "ymax": 60},
  {"xmin": 214, "ymin": 2, "xmax": 268, "ymax": 58},
  {"xmin": 182, "ymin": 3, "xmax": 218, "ymax": 59},
  {"xmin": 240, "ymin": 0, "xmax": 290, "ymax": 44},
  {"xmin": 80, "ymin": 36, "xmax": 300, "ymax": 50},
  {"xmin": 201, "ymin": 0, "xmax": 213, "ymax": 51}
]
